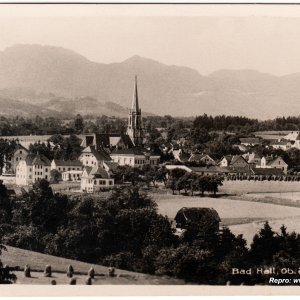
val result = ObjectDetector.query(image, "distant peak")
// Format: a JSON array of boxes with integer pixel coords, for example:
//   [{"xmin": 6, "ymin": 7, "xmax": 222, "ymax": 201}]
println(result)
[{"xmin": 123, "ymin": 55, "xmax": 161, "ymax": 65}]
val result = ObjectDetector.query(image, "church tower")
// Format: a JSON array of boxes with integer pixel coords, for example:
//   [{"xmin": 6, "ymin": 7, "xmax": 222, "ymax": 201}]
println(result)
[{"xmin": 127, "ymin": 76, "xmax": 143, "ymax": 147}]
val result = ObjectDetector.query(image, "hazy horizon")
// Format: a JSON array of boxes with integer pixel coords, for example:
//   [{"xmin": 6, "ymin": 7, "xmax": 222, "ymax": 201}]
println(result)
[{"xmin": 3, "ymin": 4, "xmax": 300, "ymax": 76}]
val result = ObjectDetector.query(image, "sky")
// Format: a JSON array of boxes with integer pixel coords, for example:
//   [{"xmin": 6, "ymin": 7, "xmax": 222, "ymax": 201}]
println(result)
[{"xmin": 2, "ymin": 4, "xmax": 300, "ymax": 75}]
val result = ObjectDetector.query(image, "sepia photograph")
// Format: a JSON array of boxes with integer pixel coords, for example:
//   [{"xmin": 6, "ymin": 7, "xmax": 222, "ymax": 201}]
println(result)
[{"xmin": 0, "ymin": 2, "xmax": 299, "ymax": 296}]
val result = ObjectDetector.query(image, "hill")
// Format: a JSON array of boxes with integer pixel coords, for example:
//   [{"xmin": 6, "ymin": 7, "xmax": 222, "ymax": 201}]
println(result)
[
  {"xmin": 0, "ymin": 245, "xmax": 183, "ymax": 285},
  {"xmin": 2, "ymin": 44, "xmax": 300, "ymax": 118}
]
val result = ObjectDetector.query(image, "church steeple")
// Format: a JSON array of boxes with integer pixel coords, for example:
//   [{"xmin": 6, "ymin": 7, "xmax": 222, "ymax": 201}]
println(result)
[
  {"xmin": 132, "ymin": 75, "xmax": 139, "ymax": 112},
  {"xmin": 127, "ymin": 76, "xmax": 143, "ymax": 147}
]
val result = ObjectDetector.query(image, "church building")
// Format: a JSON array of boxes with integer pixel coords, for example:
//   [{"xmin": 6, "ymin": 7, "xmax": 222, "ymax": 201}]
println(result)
[{"xmin": 127, "ymin": 76, "xmax": 144, "ymax": 147}]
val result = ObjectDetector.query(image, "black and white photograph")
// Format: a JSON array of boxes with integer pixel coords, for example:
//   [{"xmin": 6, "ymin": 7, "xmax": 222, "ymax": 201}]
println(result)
[{"xmin": 0, "ymin": 2, "xmax": 299, "ymax": 295}]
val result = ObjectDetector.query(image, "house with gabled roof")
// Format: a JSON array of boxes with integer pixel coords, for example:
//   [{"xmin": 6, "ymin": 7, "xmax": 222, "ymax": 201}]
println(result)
[
  {"xmin": 219, "ymin": 155, "xmax": 248, "ymax": 168},
  {"xmin": 188, "ymin": 153, "xmax": 216, "ymax": 165},
  {"xmin": 219, "ymin": 155, "xmax": 233, "ymax": 167},
  {"xmin": 79, "ymin": 146, "xmax": 112, "ymax": 168},
  {"xmin": 81, "ymin": 165, "xmax": 114, "ymax": 193},
  {"xmin": 261, "ymin": 156, "xmax": 288, "ymax": 174},
  {"xmin": 270, "ymin": 139, "xmax": 292, "ymax": 151},
  {"xmin": 2, "ymin": 143, "xmax": 29, "ymax": 175},
  {"xmin": 15, "ymin": 153, "xmax": 51, "ymax": 186}
]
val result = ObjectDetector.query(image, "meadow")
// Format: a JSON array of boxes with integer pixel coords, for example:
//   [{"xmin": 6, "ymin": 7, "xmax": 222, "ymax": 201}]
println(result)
[
  {"xmin": 152, "ymin": 193, "xmax": 300, "ymax": 245},
  {"xmin": 1, "ymin": 245, "xmax": 183, "ymax": 285},
  {"xmin": 220, "ymin": 180, "xmax": 300, "ymax": 194}
]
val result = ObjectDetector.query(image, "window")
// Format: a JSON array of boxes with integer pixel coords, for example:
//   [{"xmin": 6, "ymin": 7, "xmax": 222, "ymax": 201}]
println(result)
[
  {"xmin": 20, "ymin": 151, "xmax": 22, "ymax": 154},
  {"xmin": 45, "ymin": 175, "xmax": 48, "ymax": 179},
  {"xmin": 16, "ymin": 157, "xmax": 18, "ymax": 161},
  {"xmin": 94, "ymin": 180, "xmax": 97, "ymax": 185},
  {"xmin": 109, "ymin": 180, "xmax": 113, "ymax": 186},
  {"xmin": 45, "ymin": 168, "xmax": 48, "ymax": 172}
]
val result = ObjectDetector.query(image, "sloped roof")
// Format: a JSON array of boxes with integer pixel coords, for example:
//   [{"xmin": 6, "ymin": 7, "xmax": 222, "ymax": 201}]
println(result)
[
  {"xmin": 266, "ymin": 156, "xmax": 288, "ymax": 166},
  {"xmin": 81, "ymin": 146, "xmax": 111, "ymax": 162},
  {"xmin": 229, "ymin": 166, "xmax": 253, "ymax": 175},
  {"xmin": 103, "ymin": 161, "xmax": 119, "ymax": 172},
  {"xmin": 270, "ymin": 139, "xmax": 290, "ymax": 146},
  {"xmin": 81, "ymin": 133, "xmax": 134, "ymax": 149},
  {"xmin": 230, "ymin": 155, "xmax": 248, "ymax": 165},
  {"xmin": 222, "ymin": 155, "xmax": 233, "ymax": 163},
  {"xmin": 52, "ymin": 159, "xmax": 82, "ymax": 167},
  {"xmin": 252, "ymin": 168, "xmax": 285, "ymax": 176},
  {"xmin": 13, "ymin": 143, "xmax": 28, "ymax": 153},
  {"xmin": 239, "ymin": 137, "xmax": 262, "ymax": 144},
  {"xmin": 90, "ymin": 165, "xmax": 110, "ymax": 179},
  {"xmin": 25, "ymin": 153, "xmax": 51, "ymax": 166},
  {"xmin": 189, "ymin": 166, "xmax": 230, "ymax": 174},
  {"xmin": 111, "ymin": 147, "xmax": 159, "ymax": 156}
]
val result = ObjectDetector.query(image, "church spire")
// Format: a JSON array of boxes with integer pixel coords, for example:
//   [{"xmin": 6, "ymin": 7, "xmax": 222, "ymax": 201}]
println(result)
[
  {"xmin": 127, "ymin": 75, "xmax": 143, "ymax": 147},
  {"xmin": 131, "ymin": 75, "xmax": 139, "ymax": 112}
]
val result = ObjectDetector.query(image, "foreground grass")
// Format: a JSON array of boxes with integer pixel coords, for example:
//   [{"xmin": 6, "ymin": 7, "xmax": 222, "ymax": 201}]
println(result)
[{"xmin": 1, "ymin": 245, "xmax": 184, "ymax": 285}]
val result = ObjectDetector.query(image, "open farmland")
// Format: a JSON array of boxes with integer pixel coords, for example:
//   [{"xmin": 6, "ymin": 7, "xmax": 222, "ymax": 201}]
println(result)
[
  {"xmin": 1, "ymin": 245, "xmax": 183, "ymax": 285},
  {"xmin": 152, "ymin": 193, "xmax": 300, "ymax": 245},
  {"xmin": 220, "ymin": 180, "xmax": 300, "ymax": 195}
]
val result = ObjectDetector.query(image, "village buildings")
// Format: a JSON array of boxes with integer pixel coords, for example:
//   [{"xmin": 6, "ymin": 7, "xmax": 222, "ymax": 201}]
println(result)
[{"xmin": 16, "ymin": 153, "xmax": 51, "ymax": 186}]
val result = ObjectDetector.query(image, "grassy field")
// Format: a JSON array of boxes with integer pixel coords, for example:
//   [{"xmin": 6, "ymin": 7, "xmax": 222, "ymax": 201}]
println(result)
[
  {"xmin": 1, "ymin": 245, "xmax": 183, "ymax": 285},
  {"xmin": 152, "ymin": 193, "xmax": 300, "ymax": 220},
  {"xmin": 152, "ymin": 193, "xmax": 300, "ymax": 245},
  {"xmin": 220, "ymin": 181, "xmax": 300, "ymax": 195}
]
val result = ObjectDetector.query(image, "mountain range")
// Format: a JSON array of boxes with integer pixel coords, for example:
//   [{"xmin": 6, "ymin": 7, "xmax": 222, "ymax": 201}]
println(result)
[{"xmin": 0, "ymin": 44, "xmax": 299, "ymax": 119}]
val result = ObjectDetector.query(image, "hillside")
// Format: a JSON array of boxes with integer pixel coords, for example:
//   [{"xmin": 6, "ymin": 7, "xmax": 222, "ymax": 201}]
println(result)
[
  {"xmin": 1, "ymin": 44, "xmax": 300, "ymax": 118},
  {"xmin": 0, "ymin": 245, "xmax": 183, "ymax": 285}
]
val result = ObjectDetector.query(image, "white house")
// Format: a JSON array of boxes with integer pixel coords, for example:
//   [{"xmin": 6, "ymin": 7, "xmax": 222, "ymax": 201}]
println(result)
[
  {"xmin": 110, "ymin": 148, "xmax": 160, "ymax": 168},
  {"xmin": 51, "ymin": 159, "xmax": 83, "ymax": 172},
  {"xmin": 15, "ymin": 153, "xmax": 51, "ymax": 186},
  {"xmin": 81, "ymin": 165, "xmax": 114, "ymax": 193},
  {"xmin": 79, "ymin": 146, "xmax": 112, "ymax": 168},
  {"xmin": 261, "ymin": 156, "xmax": 288, "ymax": 174},
  {"xmin": 270, "ymin": 139, "xmax": 292, "ymax": 151}
]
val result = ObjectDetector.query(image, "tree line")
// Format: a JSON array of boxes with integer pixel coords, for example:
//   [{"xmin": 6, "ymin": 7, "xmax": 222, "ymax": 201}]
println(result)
[{"xmin": 0, "ymin": 180, "xmax": 299, "ymax": 284}]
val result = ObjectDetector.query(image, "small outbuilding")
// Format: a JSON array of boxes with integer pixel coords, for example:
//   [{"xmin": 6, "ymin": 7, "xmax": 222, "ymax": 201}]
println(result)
[{"xmin": 174, "ymin": 207, "xmax": 221, "ymax": 233}]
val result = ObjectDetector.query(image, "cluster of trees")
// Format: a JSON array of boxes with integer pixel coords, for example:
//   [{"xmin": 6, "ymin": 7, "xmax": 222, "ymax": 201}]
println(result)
[
  {"xmin": 0, "ymin": 180, "xmax": 299, "ymax": 284},
  {"xmin": 166, "ymin": 168, "xmax": 224, "ymax": 197},
  {"xmin": 109, "ymin": 165, "xmax": 223, "ymax": 197}
]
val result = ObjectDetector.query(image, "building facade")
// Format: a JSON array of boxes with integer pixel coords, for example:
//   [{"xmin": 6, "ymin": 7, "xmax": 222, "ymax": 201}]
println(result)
[
  {"xmin": 81, "ymin": 165, "xmax": 114, "ymax": 193},
  {"xmin": 16, "ymin": 154, "xmax": 51, "ymax": 186},
  {"xmin": 110, "ymin": 148, "xmax": 160, "ymax": 168}
]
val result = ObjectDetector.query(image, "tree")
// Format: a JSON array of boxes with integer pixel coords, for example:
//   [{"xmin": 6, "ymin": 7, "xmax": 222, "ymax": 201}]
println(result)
[
  {"xmin": 50, "ymin": 169, "xmax": 62, "ymax": 183},
  {"xmin": 0, "ymin": 245, "xmax": 16, "ymax": 284},
  {"xmin": 249, "ymin": 222, "xmax": 279, "ymax": 265}
]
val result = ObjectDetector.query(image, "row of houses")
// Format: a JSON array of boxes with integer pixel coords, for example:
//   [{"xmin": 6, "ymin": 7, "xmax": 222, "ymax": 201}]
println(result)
[{"xmin": 13, "ymin": 143, "xmax": 160, "ymax": 192}]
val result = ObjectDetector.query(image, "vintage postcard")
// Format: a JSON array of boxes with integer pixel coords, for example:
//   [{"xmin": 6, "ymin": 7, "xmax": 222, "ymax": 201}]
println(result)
[{"xmin": 0, "ymin": 2, "xmax": 299, "ymax": 297}]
